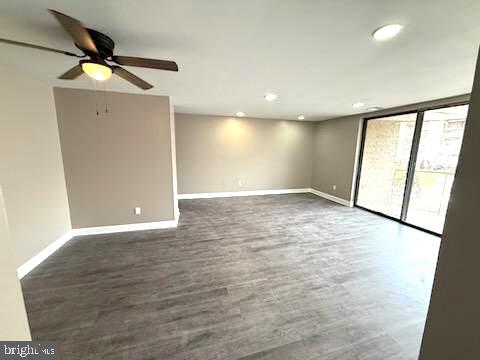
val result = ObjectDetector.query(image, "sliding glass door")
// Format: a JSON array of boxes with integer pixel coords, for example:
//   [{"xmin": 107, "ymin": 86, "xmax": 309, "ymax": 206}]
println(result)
[
  {"xmin": 356, "ymin": 113, "xmax": 417, "ymax": 218},
  {"xmin": 405, "ymin": 105, "xmax": 469, "ymax": 233},
  {"xmin": 356, "ymin": 104, "xmax": 469, "ymax": 234}
]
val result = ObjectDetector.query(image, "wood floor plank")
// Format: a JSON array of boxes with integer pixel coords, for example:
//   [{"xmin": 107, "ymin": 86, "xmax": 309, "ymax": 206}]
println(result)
[{"xmin": 21, "ymin": 194, "xmax": 439, "ymax": 359}]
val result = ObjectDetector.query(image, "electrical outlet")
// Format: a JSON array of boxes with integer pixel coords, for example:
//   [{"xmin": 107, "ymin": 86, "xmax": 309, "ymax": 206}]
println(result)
[
  {"xmin": 333, "ymin": 185, "xmax": 337, "ymax": 191},
  {"xmin": 134, "ymin": 207, "xmax": 142, "ymax": 215}
]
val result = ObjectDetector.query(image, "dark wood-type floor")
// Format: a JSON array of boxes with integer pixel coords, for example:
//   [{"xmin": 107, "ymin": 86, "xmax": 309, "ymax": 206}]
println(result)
[{"xmin": 21, "ymin": 194, "xmax": 440, "ymax": 359}]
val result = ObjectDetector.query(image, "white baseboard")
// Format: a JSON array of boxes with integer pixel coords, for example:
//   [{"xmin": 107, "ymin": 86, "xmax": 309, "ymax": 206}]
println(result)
[
  {"xmin": 174, "ymin": 206, "xmax": 180, "ymax": 222},
  {"xmin": 17, "ymin": 219, "xmax": 178, "ymax": 279},
  {"xmin": 71, "ymin": 219, "xmax": 178, "ymax": 236},
  {"xmin": 178, "ymin": 188, "xmax": 310, "ymax": 199},
  {"xmin": 309, "ymin": 188, "xmax": 353, "ymax": 207},
  {"xmin": 17, "ymin": 229, "xmax": 76, "ymax": 279}
]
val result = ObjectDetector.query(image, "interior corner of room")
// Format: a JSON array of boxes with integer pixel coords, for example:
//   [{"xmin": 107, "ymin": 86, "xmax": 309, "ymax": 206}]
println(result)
[{"xmin": 1, "ymin": 2, "xmax": 480, "ymax": 358}]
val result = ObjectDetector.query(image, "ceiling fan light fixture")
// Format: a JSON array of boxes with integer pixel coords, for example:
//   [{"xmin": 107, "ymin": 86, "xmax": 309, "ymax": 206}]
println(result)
[
  {"xmin": 1, "ymin": 10, "xmax": 179, "ymax": 90},
  {"xmin": 81, "ymin": 61, "xmax": 112, "ymax": 81}
]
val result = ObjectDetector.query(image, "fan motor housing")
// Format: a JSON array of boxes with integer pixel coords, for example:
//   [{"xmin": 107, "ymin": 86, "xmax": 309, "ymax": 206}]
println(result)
[{"xmin": 77, "ymin": 29, "xmax": 115, "ymax": 58}]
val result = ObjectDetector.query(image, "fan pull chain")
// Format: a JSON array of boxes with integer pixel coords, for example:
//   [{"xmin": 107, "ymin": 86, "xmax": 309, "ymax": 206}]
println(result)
[
  {"xmin": 102, "ymin": 81, "xmax": 109, "ymax": 115},
  {"xmin": 92, "ymin": 78, "xmax": 100, "ymax": 116}
]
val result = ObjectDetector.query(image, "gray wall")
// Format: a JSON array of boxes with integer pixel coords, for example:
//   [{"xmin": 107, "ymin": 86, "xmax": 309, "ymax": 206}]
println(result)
[
  {"xmin": 311, "ymin": 94, "xmax": 470, "ymax": 203},
  {"xmin": 311, "ymin": 116, "xmax": 361, "ymax": 201},
  {"xmin": 54, "ymin": 88, "xmax": 175, "ymax": 228},
  {"xmin": 175, "ymin": 113, "xmax": 314, "ymax": 194},
  {"xmin": 419, "ymin": 50, "xmax": 480, "ymax": 359},
  {"xmin": 0, "ymin": 67, "xmax": 71, "ymax": 267},
  {"xmin": 0, "ymin": 186, "xmax": 31, "ymax": 340}
]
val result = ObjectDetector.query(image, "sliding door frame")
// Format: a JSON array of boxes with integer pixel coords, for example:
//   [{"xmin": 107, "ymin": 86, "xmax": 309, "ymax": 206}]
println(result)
[
  {"xmin": 353, "ymin": 100, "xmax": 469, "ymax": 237},
  {"xmin": 400, "ymin": 111, "xmax": 424, "ymax": 221}
]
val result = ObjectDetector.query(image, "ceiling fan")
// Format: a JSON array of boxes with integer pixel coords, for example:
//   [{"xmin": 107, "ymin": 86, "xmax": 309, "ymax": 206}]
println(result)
[{"xmin": 0, "ymin": 9, "xmax": 179, "ymax": 90}]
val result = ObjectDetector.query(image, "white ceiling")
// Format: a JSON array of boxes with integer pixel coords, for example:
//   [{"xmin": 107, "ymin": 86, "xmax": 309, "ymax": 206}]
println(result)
[{"xmin": 1, "ymin": 0, "xmax": 479, "ymax": 121}]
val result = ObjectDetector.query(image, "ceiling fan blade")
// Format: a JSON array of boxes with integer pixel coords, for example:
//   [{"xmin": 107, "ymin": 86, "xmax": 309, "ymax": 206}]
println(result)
[
  {"xmin": 49, "ymin": 9, "xmax": 97, "ymax": 54},
  {"xmin": 0, "ymin": 38, "xmax": 80, "ymax": 57},
  {"xmin": 112, "ymin": 66, "xmax": 153, "ymax": 90},
  {"xmin": 58, "ymin": 64, "xmax": 84, "ymax": 80},
  {"xmin": 112, "ymin": 56, "xmax": 178, "ymax": 72}
]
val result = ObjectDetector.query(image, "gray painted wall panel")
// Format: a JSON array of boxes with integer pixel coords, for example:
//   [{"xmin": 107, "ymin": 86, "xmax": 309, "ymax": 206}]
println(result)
[
  {"xmin": 55, "ymin": 88, "xmax": 175, "ymax": 228},
  {"xmin": 175, "ymin": 114, "xmax": 314, "ymax": 194}
]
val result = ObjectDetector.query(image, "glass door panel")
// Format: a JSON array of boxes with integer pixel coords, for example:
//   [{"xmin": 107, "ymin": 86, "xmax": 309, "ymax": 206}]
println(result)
[
  {"xmin": 405, "ymin": 105, "xmax": 469, "ymax": 233},
  {"xmin": 357, "ymin": 113, "xmax": 418, "ymax": 218}
]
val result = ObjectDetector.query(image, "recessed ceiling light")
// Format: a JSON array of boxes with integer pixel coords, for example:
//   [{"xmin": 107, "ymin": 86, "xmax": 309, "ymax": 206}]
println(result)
[
  {"xmin": 353, "ymin": 102, "xmax": 365, "ymax": 109},
  {"xmin": 367, "ymin": 107, "xmax": 384, "ymax": 112},
  {"xmin": 264, "ymin": 93, "xmax": 277, "ymax": 102},
  {"xmin": 372, "ymin": 24, "xmax": 402, "ymax": 41},
  {"xmin": 297, "ymin": 115, "xmax": 305, "ymax": 120},
  {"xmin": 236, "ymin": 112, "xmax": 245, "ymax": 117}
]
